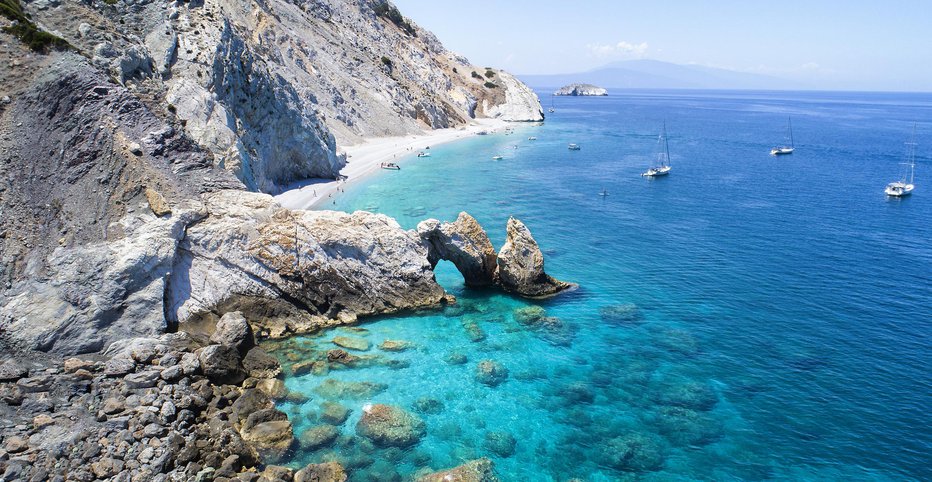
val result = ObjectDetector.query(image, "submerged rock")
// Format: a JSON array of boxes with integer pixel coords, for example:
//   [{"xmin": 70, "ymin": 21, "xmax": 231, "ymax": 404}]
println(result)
[
  {"xmin": 294, "ymin": 461, "xmax": 348, "ymax": 482},
  {"xmin": 475, "ymin": 360, "xmax": 509, "ymax": 387},
  {"xmin": 416, "ymin": 458, "xmax": 500, "ymax": 482},
  {"xmin": 513, "ymin": 305, "xmax": 546, "ymax": 325},
  {"xmin": 412, "ymin": 397, "xmax": 445, "ymax": 415},
  {"xmin": 313, "ymin": 379, "xmax": 388, "ymax": 400},
  {"xmin": 332, "ymin": 336, "xmax": 371, "ymax": 351},
  {"xmin": 600, "ymin": 304, "xmax": 643, "ymax": 325},
  {"xmin": 654, "ymin": 328, "xmax": 699, "ymax": 356},
  {"xmin": 300, "ymin": 425, "xmax": 340, "ymax": 451},
  {"xmin": 484, "ymin": 431, "xmax": 517, "ymax": 457},
  {"xmin": 240, "ymin": 419, "xmax": 294, "ymax": 459},
  {"xmin": 320, "ymin": 402, "xmax": 351, "ymax": 425},
  {"xmin": 356, "ymin": 404, "xmax": 426, "ymax": 448},
  {"xmin": 462, "ymin": 319, "xmax": 487, "ymax": 342},
  {"xmin": 417, "ymin": 212, "xmax": 498, "ymax": 287},
  {"xmin": 445, "ymin": 352, "xmax": 468, "ymax": 365},
  {"xmin": 654, "ymin": 381, "xmax": 718, "ymax": 411},
  {"xmin": 650, "ymin": 406, "xmax": 724, "ymax": 447},
  {"xmin": 496, "ymin": 217, "xmax": 573, "ymax": 297},
  {"xmin": 379, "ymin": 340, "xmax": 414, "ymax": 352},
  {"xmin": 599, "ymin": 432, "xmax": 665, "ymax": 472}
]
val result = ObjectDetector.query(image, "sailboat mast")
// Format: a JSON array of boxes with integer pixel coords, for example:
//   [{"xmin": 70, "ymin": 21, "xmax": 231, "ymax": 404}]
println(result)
[
  {"xmin": 662, "ymin": 121, "xmax": 670, "ymax": 167},
  {"xmin": 788, "ymin": 116, "xmax": 794, "ymax": 148},
  {"xmin": 905, "ymin": 123, "xmax": 917, "ymax": 184}
]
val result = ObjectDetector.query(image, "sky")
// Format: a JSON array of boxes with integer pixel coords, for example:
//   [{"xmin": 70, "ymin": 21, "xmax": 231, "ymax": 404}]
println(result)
[{"xmin": 391, "ymin": 0, "xmax": 932, "ymax": 91}]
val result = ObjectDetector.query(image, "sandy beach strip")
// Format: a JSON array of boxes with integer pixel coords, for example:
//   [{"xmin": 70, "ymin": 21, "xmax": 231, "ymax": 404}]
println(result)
[{"xmin": 275, "ymin": 118, "xmax": 511, "ymax": 210}]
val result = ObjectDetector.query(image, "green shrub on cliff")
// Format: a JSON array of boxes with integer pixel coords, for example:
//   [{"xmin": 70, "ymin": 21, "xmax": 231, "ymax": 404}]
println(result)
[
  {"xmin": 1, "ymin": 0, "xmax": 71, "ymax": 52},
  {"xmin": 373, "ymin": 2, "xmax": 417, "ymax": 37}
]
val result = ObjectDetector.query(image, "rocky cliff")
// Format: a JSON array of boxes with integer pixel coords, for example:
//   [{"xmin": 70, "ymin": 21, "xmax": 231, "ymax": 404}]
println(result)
[
  {"xmin": 0, "ymin": 0, "xmax": 548, "ymax": 355},
  {"xmin": 3, "ymin": 0, "xmax": 542, "ymax": 192}
]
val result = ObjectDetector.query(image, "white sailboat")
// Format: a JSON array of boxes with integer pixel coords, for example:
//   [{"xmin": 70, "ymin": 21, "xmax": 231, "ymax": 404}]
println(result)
[
  {"xmin": 885, "ymin": 124, "xmax": 918, "ymax": 197},
  {"xmin": 642, "ymin": 122, "xmax": 672, "ymax": 177},
  {"xmin": 549, "ymin": 94, "xmax": 555, "ymax": 113},
  {"xmin": 770, "ymin": 117, "xmax": 795, "ymax": 155}
]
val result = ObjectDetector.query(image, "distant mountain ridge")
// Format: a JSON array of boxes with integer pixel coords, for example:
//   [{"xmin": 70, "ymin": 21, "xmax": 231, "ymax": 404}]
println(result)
[{"xmin": 520, "ymin": 59, "xmax": 806, "ymax": 90}]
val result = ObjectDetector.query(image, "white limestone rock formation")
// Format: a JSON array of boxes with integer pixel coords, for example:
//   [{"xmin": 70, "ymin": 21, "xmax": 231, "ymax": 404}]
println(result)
[
  {"xmin": 417, "ymin": 212, "xmax": 498, "ymax": 287},
  {"xmin": 16, "ymin": 0, "xmax": 544, "ymax": 192},
  {"xmin": 484, "ymin": 70, "xmax": 546, "ymax": 121},
  {"xmin": 555, "ymin": 83, "xmax": 609, "ymax": 96},
  {"xmin": 496, "ymin": 218, "xmax": 574, "ymax": 298},
  {"xmin": 166, "ymin": 191, "xmax": 447, "ymax": 339}
]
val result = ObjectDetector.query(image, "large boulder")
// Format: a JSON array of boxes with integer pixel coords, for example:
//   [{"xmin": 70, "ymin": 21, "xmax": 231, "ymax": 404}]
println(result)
[
  {"xmin": 166, "ymin": 191, "xmax": 447, "ymax": 338},
  {"xmin": 210, "ymin": 311, "xmax": 254, "ymax": 354},
  {"xmin": 242, "ymin": 347, "xmax": 282, "ymax": 379},
  {"xmin": 356, "ymin": 404, "xmax": 426, "ymax": 448},
  {"xmin": 496, "ymin": 217, "xmax": 573, "ymax": 297},
  {"xmin": 294, "ymin": 462, "xmax": 347, "ymax": 482},
  {"xmin": 198, "ymin": 345, "xmax": 247, "ymax": 385},
  {"xmin": 240, "ymin": 419, "xmax": 294, "ymax": 459},
  {"xmin": 416, "ymin": 458, "xmax": 500, "ymax": 482},
  {"xmin": 417, "ymin": 212, "xmax": 498, "ymax": 287}
]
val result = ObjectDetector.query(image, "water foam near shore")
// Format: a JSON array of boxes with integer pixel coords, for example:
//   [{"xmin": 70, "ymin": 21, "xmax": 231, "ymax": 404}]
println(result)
[{"xmin": 270, "ymin": 90, "xmax": 931, "ymax": 481}]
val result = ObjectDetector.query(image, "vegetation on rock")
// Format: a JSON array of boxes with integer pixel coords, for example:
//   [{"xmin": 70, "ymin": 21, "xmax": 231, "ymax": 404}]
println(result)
[{"xmin": 1, "ymin": 0, "xmax": 70, "ymax": 52}]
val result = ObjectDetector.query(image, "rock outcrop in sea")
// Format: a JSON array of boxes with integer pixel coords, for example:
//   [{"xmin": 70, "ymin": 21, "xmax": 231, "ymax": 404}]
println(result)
[
  {"xmin": 417, "ymin": 212, "xmax": 499, "ymax": 287},
  {"xmin": 554, "ymin": 83, "xmax": 609, "ymax": 96},
  {"xmin": 497, "ymin": 217, "xmax": 575, "ymax": 297},
  {"xmin": 418, "ymin": 212, "xmax": 574, "ymax": 297}
]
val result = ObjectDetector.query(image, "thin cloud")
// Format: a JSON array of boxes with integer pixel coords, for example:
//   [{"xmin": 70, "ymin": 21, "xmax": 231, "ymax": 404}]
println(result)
[{"xmin": 586, "ymin": 41, "xmax": 649, "ymax": 58}]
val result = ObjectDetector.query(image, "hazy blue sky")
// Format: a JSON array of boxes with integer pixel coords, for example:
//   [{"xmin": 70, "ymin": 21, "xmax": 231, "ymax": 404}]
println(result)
[{"xmin": 392, "ymin": 0, "xmax": 932, "ymax": 91}]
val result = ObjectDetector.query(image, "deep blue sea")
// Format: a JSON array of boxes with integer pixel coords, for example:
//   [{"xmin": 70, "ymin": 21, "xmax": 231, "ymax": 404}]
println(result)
[{"xmin": 274, "ymin": 90, "xmax": 931, "ymax": 481}]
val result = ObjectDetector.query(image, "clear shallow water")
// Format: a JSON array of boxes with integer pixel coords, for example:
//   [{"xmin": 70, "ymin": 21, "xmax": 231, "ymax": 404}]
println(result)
[{"xmin": 274, "ymin": 90, "xmax": 932, "ymax": 481}]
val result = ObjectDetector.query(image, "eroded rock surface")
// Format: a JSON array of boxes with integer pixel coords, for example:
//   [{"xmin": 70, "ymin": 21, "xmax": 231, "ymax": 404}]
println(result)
[
  {"xmin": 416, "ymin": 458, "xmax": 501, "ymax": 482},
  {"xmin": 496, "ymin": 217, "xmax": 574, "ymax": 297},
  {"xmin": 166, "ymin": 191, "xmax": 446, "ymax": 338},
  {"xmin": 418, "ymin": 212, "xmax": 498, "ymax": 287},
  {"xmin": 356, "ymin": 403, "xmax": 426, "ymax": 448}
]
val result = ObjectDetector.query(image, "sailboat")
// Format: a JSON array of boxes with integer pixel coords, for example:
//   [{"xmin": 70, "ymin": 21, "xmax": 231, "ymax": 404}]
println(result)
[
  {"xmin": 885, "ymin": 124, "xmax": 918, "ymax": 197},
  {"xmin": 549, "ymin": 94, "xmax": 555, "ymax": 113},
  {"xmin": 642, "ymin": 122, "xmax": 672, "ymax": 177},
  {"xmin": 770, "ymin": 117, "xmax": 795, "ymax": 155}
]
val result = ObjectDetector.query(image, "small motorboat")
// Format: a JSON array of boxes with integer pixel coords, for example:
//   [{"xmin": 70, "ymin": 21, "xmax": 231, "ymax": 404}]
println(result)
[
  {"xmin": 492, "ymin": 155, "xmax": 504, "ymax": 160},
  {"xmin": 380, "ymin": 162, "xmax": 401, "ymax": 170},
  {"xmin": 528, "ymin": 136, "xmax": 537, "ymax": 141},
  {"xmin": 568, "ymin": 143, "xmax": 581, "ymax": 150},
  {"xmin": 599, "ymin": 188, "xmax": 609, "ymax": 197},
  {"xmin": 417, "ymin": 152, "xmax": 431, "ymax": 158}
]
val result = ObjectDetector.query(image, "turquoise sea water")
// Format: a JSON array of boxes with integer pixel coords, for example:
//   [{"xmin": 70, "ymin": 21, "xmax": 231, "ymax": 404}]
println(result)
[{"xmin": 275, "ymin": 90, "xmax": 931, "ymax": 481}]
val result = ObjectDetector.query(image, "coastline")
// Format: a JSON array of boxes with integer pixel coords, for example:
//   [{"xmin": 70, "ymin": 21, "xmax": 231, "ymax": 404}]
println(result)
[{"xmin": 275, "ymin": 118, "xmax": 512, "ymax": 211}]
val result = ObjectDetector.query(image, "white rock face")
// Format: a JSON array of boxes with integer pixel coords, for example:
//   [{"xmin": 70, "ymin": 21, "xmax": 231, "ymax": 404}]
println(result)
[
  {"xmin": 484, "ymin": 71, "xmax": 545, "ymax": 122},
  {"xmin": 554, "ymin": 83, "xmax": 608, "ymax": 96},
  {"xmin": 1, "ymin": 203, "xmax": 206, "ymax": 354},
  {"xmin": 165, "ymin": 190, "xmax": 446, "ymax": 338},
  {"xmin": 22, "ymin": 0, "xmax": 544, "ymax": 192},
  {"xmin": 497, "ymin": 217, "xmax": 573, "ymax": 297}
]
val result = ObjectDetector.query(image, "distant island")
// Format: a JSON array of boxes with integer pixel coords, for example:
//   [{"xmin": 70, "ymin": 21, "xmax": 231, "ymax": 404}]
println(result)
[{"xmin": 554, "ymin": 83, "xmax": 608, "ymax": 96}]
